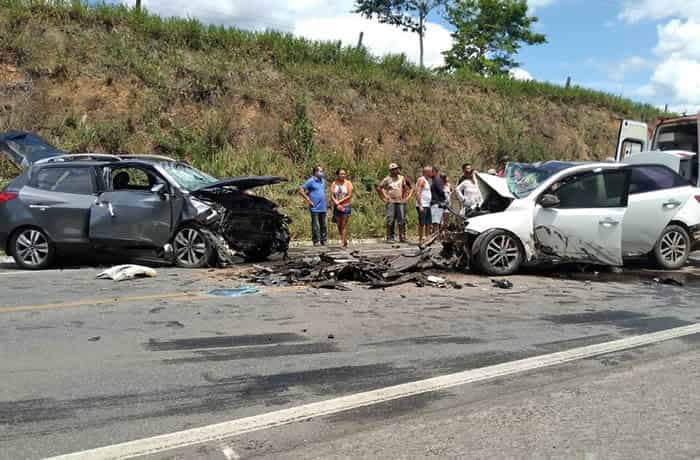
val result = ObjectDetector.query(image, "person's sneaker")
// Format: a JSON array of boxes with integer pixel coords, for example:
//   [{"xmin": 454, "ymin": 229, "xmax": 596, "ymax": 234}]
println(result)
[
  {"xmin": 385, "ymin": 238, "xmax": 395, "ymax": 243},
  {"xmin": 320, "ymin": 241, "xmax": 327, "ymax": 246},
  {"xmin": 313, "ymin": 242, "xmax": 320, "ymax": 247},
  {"xmin": 399, "ymin": 238, "xmax": 408, "ymax": 243}
]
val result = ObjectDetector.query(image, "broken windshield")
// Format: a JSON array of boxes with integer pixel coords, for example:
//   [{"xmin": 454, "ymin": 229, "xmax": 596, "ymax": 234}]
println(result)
[
  {"xmin": 506, "ymin": 161, "xmax": 575, "ymax": 198},
  {"xmin": 160, "ymin": 163, "xmax": 217, "ymax": 192}
]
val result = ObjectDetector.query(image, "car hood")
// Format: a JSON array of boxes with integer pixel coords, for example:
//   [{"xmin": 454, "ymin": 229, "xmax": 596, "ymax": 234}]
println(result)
[
  {"xmin": 475, "ymin": 172, "xmax": 515, "ymax": 201},
  {"xmin": 0, "ymin": 131, "xmax": 65, "ymax": 168},
  {"xmin": 191, "ymin": 176, "xmax": 287, "ymax": 194}
]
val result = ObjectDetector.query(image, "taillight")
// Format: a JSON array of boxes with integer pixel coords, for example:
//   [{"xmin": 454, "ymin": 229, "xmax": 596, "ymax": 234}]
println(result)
[
  {"xmin": 695, "ymin": 195, "xmax": 700, "ymax": 204},
  {"xmin": 0, "ymin": 192, "xmax": 17, "ymax": 204}
]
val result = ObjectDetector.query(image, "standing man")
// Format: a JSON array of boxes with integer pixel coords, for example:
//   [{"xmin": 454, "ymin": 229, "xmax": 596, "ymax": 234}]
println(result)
[
  {"xmin": 458, "ymin": 162, "xmax": 474, "ymax": 184},
  {"xmin": 378, "ymin": 163, "xmax": 413, "ymax": 243},
  {"xmin": 430, "ymin": 165, "xmax": 447, "ymax": 236},
  {"xmin": 298, "ymin": 165, "xmax": 327, "ymax": 247},
  {"xmin": 415, "ymin": 166, "xmax": 433, "ymax": 245},
  {"xmin": 496, "ymin": 156, "xmax": 510, "ymax": 177}
]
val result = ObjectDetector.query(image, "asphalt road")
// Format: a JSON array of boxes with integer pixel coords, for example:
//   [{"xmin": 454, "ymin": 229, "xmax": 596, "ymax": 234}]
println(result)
[{"xmin": 1, "ymin": 246, "xmax": 700, "ymax": 459}]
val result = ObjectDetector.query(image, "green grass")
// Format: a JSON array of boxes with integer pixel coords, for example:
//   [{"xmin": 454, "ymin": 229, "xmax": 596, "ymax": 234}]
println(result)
[{"xmin": 0, "ymin": 0, "xmax": 672, "ymax": 238}]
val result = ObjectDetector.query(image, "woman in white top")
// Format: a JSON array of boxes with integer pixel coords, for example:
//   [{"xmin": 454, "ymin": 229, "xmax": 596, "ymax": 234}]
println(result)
[
  {"xmin": 415, "ymin": 166, "xmax": 433, "ymax": 245},
  {"xmin": 456, "ymin": 172, "xmax": 482, "ymax": 216}
]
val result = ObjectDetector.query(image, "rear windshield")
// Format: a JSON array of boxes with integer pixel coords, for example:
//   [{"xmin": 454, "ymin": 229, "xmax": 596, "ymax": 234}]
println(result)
[{"xmin": 653, "ymin": 122, "xmax": 698, "ymax": 153}]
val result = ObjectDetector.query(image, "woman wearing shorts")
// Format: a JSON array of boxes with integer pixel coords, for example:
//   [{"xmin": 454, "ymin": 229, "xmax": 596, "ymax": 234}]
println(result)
[
  {"xmin": 331, "ymin": 168, "xmax": 353, "ymax": 249},
  {"xmin": 415, "ymin": 166, "xmax": 433, "ymax": 245}
]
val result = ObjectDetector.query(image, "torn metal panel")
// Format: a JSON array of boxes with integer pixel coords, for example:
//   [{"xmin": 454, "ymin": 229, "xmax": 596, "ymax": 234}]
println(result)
[
  {"xmin": 190, "ymin": 186, "xmax": 290, "ymax": 263},
  {"xmin": 534, "ymin": 225, "xmax": 621, "ymax": 266}
]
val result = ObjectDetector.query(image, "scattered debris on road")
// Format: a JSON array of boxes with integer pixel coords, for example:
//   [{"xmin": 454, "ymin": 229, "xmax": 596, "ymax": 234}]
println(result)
[
  {"xmin": 491, "ymin": 279, "xmax": 514, "ymax": 289},
  {"xmin": 88, "ymin": 336, "xmax": 101, "ymax": 342},
  {"xmin": 653, "ymin": 277, "xmax": 684, "ymax": 287},
  {"xmin": 96, "ymin": 265, "xmax": 157, "ymax": 282},
  {"xmin": 248, "ymin": 249, "xmax": 466, "ymax": 290},
  {"xmin": 208, "ymin": 286, "xmax": 259, "ymax": 297}
]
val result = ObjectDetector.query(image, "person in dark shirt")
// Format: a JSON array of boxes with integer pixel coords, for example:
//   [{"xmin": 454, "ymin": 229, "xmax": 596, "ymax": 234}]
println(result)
[
  {"xmin": 430, "ymin": 166, "xmax": 446, "ymax": 235},
  {"xmin": 458, "ymin": 162, "xmax": 474, "ymax": 185}
]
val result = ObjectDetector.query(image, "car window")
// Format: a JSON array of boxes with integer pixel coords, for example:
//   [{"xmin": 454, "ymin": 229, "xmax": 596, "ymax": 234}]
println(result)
[
  {"xmin": 549, "ymin": 170, "xmax": 627, "ymax": 209},
  {"xmin": 629, "ymin": 165, "xmax": 690, "ymax": 194},
  {"xmin": 110, "ymin": 167, "xmax": 161, "ymax": 191},
  {"xmin": 34, "ymin": 167, "xmax": 94, "ymax": 195}
]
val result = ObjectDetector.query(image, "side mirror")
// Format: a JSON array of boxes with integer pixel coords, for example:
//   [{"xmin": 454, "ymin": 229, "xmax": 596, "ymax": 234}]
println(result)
[
  {"xmin": 539, "ymin": 194, "xmax": 560, "ymax": 208},
  {"xmin": 151, "ymin": 183, "xmax": 167, "ymax": 195}
]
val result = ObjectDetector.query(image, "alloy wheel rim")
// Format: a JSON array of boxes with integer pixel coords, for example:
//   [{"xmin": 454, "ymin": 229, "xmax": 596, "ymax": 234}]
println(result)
[
  {"xmin": 174, "ymin": 229, "xmax": 207, "ymax": 266},
  {"xmin": 16, "ymin": 229, "xmax": 49, "ymax": 267},
  {"xmin": 486, "ymin": 234, "xmax": 520, "ymax": 270},
  {"xmin": 659, "ymin": 230, "xmax": 687, "ymax": 265}
]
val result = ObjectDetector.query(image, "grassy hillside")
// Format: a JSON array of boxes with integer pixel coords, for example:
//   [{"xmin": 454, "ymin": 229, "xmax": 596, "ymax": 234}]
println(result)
[{"xmin": 0, "ymin": 0, "xmax": 668, "ymax": 238}]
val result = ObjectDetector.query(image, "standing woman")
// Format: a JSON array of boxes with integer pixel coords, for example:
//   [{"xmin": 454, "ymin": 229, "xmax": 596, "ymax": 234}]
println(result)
[
  {"xmin": 440, "ymin": 173, "xmax": 452, "ymax": 230},
  {"xmin": 331, "ymin": 168, "xmax": 353, "ymax": 248}
]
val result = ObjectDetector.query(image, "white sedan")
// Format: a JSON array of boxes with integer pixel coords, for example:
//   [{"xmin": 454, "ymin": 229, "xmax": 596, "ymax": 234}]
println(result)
[{"xmin": 461, "ymin": 161, "xmax": 700, "ymax": 275}]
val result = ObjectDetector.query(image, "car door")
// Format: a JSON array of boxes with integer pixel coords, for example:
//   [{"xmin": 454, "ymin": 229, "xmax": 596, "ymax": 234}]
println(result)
[
  {"xmin": 616, "ymin": 120, "xmax": 648, "ymax": 162},
  {"xmin": 89, "ymin": 165, "xmax": 173, "ymax": 247},
  {"xmin": 533, "ymin": 169, "xmax": 630, "ymax": 266},
  {"xmin": 623, "ymin": 165, "xmax": 695, "ymax": 256},
  {"xmin": 20, "ymin": 165, "xmax": 97, "ymax": 245}
]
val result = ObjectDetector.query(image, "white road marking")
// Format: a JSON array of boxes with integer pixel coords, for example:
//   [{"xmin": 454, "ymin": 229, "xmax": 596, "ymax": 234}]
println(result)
[{"xmin": 48, "ymin": 323, "xmax": 700, "ymax": 460}]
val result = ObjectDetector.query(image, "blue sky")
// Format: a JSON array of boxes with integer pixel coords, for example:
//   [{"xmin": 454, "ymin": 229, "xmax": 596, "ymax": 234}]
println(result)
[{"xmin": 115, "ymin": 0, "xmax": 700, "ymax": 112}]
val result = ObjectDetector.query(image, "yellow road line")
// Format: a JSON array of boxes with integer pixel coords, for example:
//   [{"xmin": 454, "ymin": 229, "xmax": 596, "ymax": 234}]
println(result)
[{"xmin": 0, "ymin": 292, "xmax": 203, "ymax": 314}]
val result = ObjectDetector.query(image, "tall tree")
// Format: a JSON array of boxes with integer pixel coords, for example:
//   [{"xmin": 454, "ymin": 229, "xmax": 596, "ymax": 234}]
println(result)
[
  {"xmin": 135, "ymin": 0, "xmax": 141, "ymax": 11},
  {"xmin": 354, "ymin": 0, "xmax": 448, "ymax": 68},
  {"xmin": 442, "ymin": 0, "xmax": 546, "ymax": 75}
]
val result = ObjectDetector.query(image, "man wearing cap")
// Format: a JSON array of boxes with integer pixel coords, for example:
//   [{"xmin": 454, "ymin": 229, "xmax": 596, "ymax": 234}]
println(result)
[{"xmin": 378, "ymin": 163, "xmax": 413, "ymax": 243}]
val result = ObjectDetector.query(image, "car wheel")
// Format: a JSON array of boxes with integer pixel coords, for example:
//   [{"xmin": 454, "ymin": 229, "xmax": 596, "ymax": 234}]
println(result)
[
  {"xmin": 653, "ymin": 224, "xmax": 690, "ymax": 270},
  {"xmin": 472, "ymin": 229, "xmax": 524, "ymax": 276},
  {"xmin": 172, "ymin": 226, "xmax": 214, "ymax": 268},
  {"xmin": 10, "ymin": 227, "xmax": 55, "ymax": 270}
]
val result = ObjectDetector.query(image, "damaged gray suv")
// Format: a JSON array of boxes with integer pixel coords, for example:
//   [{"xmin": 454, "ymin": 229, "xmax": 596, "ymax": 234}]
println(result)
[{"xmin": 0, "ymin": 132, "xmax": 290, "ymax": 269}]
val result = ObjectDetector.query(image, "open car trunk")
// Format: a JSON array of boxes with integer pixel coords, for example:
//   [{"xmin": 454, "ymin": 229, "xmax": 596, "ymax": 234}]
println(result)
[
  {"xmin": 475, "ymin": 173, "xmax": 514, "ymax": 213},
  {"xmin": 191, "ymin": 176, "xmax": 290, "ymax": 261},
  {"xmin": 0, "ymin": 131, "xmax": 64, "ymax": 169}
]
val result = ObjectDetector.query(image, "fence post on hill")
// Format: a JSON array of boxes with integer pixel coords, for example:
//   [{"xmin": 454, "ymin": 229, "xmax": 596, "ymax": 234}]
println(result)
[
  {"xmin": 357, "ymin": 32, "xmax": 364, "ymax": 49},
  {"xmin": 565, "ymin": 76, "xmax": 571, "ymax": 89}
]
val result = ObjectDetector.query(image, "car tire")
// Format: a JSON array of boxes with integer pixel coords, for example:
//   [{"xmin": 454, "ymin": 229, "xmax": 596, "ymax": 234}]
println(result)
[
  {"xmin": 172, "ymin": 225, "xmax": 215, "ymax": 269},
  {"xmin": 471, "ymin": 229, "xmax": 524, "ymax": 276},
  {"xmin": 653, "ymin": 224, "xmax": 691, "ymax": 270},
  {"xmin": 10, "ymin": 227, "xmax": 56, "ymax": 270}
]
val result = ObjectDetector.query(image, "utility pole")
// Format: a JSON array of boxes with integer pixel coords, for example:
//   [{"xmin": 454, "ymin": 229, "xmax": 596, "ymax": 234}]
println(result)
[{"xmin": 357, "ymin": 31, "xmax": 364, "ymax": 49}]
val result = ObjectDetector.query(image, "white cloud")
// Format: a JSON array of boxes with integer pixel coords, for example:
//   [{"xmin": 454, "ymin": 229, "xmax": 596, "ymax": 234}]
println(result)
[
  {"xmin": 509, "ymin": 68, "xmax": 533, "ymax": 81},
  {"xmin": 527, "ymin": 0, "xmax": 559, "ymax": 11},
  {"xmin": 605, "ymin": 56, "xmax": 651, "ymax": 81},
  {"xmin": 121, "ymin": 0, "xmax": 453, "ymax": 67},
  {"xmin": 616, "ymin": 1, "xmax": 700, "ymax": 107},
  {"xmin": 654, "ymin": 19, "xmax": 700, "ymax": 59},
  {"xmin": 296, "ymin": 14, "xmax": 452, "ymax": 68},
  {"xmin": 619, "ymin": 0, "xmax": 700, "ymax": 23}
]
